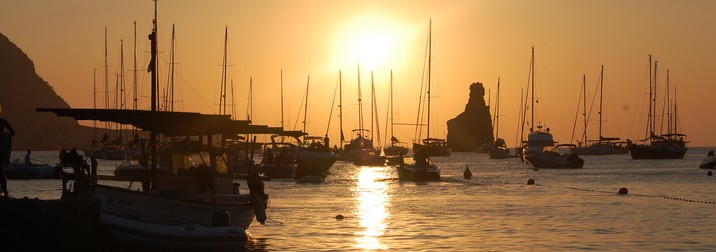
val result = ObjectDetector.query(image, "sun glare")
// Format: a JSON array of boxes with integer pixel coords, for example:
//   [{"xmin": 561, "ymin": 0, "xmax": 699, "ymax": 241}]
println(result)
[{"xmin": 331, "ymin": 16, "xmax": 412, "ymax": 71}]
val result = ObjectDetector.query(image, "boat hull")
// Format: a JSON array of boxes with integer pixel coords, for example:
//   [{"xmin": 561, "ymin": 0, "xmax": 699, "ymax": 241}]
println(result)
[
  {"xmin": 95, "ymin": 185, "xmax": 257, "ymax": 230},
  {"xmin": 101, "ymin": 214, "xmax": 248, "ymax": 251},
  {"xmin": 523, "ymin": 151, "xmax": 584, "ymax": 169},
  {"xmin": 699, "ymin": 158, "xmax": 716, "ymax": 169},
  {"xmin": 627, "ymin": 143, "xmax": 686, "ymax": 159},
  {"xmin": 258, "ymin": 163, "xmax": 296, "ymax": 179},
  {"xmin": 571, "ymin": 143, "xmax": 629, "ymax": 155},
  {"xmin": 5, "ymin": 162, "xmax": 61, "ymax": 179},
  {"xmin": 488, "ymin": 148, "xmax": 513, "ymax": 159},
  {"xmin": 396, "ymin": 163, "xmax": 440, "ymax": 181}
]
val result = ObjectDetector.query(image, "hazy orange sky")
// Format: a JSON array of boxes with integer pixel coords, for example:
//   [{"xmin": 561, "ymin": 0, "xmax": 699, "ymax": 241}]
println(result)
[{"xmin": 2, "ymin": 0, "xmax": 715, "ymax": 147}]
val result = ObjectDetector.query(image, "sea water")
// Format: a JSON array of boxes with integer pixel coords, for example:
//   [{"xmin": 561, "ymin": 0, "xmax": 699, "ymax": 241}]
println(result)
[{"xmin": 7, "ymin": 148, "xmax": 716, "ymax": 251}]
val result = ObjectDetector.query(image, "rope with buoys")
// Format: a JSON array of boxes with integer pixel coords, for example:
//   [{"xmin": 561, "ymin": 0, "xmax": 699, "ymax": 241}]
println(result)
[{"xmin": 526, "ymin": 179, "xmax": 716, "ymax": 205}]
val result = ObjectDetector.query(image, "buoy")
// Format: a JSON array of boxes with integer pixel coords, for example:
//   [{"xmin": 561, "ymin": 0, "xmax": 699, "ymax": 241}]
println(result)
[
  {"xmin": 527, "ymin": 179, "xmax": 535, "ymax": 185},
  {"xmin": 335, "ymin": 214, "xmax": 345, "ymax": 220},
  {"xmin": 463, "ymin": 165, "xmax": 472, "ymax": 179},
  {"xmin": 618, "ymin": 187, "xmax": 628, "ymax": 195},
  {"xmin": 708, "ymin": 171, "xmax": 713, "ymax": 176}
]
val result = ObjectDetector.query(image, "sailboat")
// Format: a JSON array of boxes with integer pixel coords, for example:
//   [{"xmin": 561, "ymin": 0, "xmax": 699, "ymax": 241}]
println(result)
[
  {"xmin": 343, "ymin": 67, "xmax": 386, "ymax": 166},
  {"xmin": 397, "ymin": 20, "xmax": 441, "ymax": 181},
  {"xmin": 571, "ymin": 66, "xmax": 628, "ymax": 155},
  {"xmin": 626, "ymin": 57, "xmax": 687, "ymax": 159},
  {"xmin": 488, "ymin": 77, "xmax": 514, "ymax": 159},
  {"xmin": 521, "ymin": 47, "xmax": 584, "ymax": 169},
  {"xmin": 383, "ymin": 70, "xmax": 409, "ymax": 159},
  {"xmin": 412, "ymin": 19, "xmax": 450, "ymax": 157}
]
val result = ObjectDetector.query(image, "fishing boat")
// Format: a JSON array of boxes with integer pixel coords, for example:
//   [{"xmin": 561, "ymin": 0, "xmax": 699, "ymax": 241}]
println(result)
[
  {"xmin": 488, "ymin": 77, "xmax": 514, "ymax": 159},
  {"xmin": 412, "ymin": 20, "xmax": 451, "ymax": 157},
  {"xmin": 626, "ymin": 56, "xmax": 687, "ymax": 159},
  {"xmin": 521, "ymin": 47, "xmax": 584, "ymax": 169},
  {"xmin": 570, "ymin": 66, "xmax": 628, "ymax": 155}
]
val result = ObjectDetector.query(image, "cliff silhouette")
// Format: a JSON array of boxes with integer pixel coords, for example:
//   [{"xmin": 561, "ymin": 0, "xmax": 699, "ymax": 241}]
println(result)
[
  {"xmin": 446, "ymin": 82, "xmax": 494, "ymax": 151},
  {"xmin": 0, "ymin": 33, "xmax": 93, "ymax": 150}
]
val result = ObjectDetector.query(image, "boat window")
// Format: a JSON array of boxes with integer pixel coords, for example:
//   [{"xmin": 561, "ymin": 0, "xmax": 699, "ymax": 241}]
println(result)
[{"xmin": 215, "ymin": 154, "xmax": 229, "ymax": 174}]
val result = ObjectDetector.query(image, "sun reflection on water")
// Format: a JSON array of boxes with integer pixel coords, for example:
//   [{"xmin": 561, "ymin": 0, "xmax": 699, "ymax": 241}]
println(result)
[{"xmin": 354, "ymin": 166, "xmax": 391, "ymax": 250}]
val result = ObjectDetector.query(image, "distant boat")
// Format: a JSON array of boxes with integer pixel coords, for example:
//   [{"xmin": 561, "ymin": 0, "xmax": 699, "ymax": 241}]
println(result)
[
  {"xmin": 343, "ymin": 67, "xmax": 385, "ymax": 166},
  {"xmin": 521, "ymin": 47, "xmax": 583, "ymax": 169},
  {"xmin": 626, "ymin": 56, "xmax": 687, "ymax": 159},
  {"xmin": 413, "ymin": 20, "xmax": 451, "ymax": 157},
  {"xmin": 699, "ymin": 157, "xmax": 716, "ymax": 169},
  {"xmin": 570, "ymin": 66, "xmax": 628, "ymax": 155},
  {"xmin": 488, "ymin": 77, "xmax": 515, "ymax": 159}
]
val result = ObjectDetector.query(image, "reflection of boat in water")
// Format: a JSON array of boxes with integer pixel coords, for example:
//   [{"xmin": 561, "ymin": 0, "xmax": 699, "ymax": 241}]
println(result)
[
  {"xmin": 626, "ymin": 57, "xmax": 687, "ymax": 159},
  {"xmin": 5, "ymin": 159, "xmax": 62, "ymax": 179}
]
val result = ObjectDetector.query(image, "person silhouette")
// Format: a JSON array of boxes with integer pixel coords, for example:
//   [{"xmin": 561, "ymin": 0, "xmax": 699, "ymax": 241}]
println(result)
[{"xmin": 0, "ymin": 116, "xmax": 16, "ymax": 198}]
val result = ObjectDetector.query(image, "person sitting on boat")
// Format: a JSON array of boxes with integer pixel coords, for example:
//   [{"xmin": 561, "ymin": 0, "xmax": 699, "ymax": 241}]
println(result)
[
  {"xmin": 708, "ymin": 150, "xmax": 715, "ymax": 158},
  {"xmin": 414, "ymin": 147, "xmax": 428, "ymax": 167},
  {"xmin": 24, "ymin": 150, "xmax": 32, "ymax": 166},
  {"xmin": 324, "ymin": 135, "xmax": 330, "ymax": 151}
]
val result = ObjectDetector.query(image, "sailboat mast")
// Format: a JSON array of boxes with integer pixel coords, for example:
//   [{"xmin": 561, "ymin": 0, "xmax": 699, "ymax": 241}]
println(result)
[
  {"xmin": 598, "ymin": 65, "xmax": 604, "ymax": 141},
  {"xmin": 426, "ymin": 19, "xmax": 432, "ymax": 140},
  {"xmin": 653, "ymin": 60, "xmax": 659, "ymax": 136},
  {"xmin": 168, "ymin": 24, "xmax": 176, "ymax": 112},
  {"xmin": 646, "ymin": 55, "xmax": 652, "ymax": 139},
  {"xmin": 666, "ymin": 69, "xmax": 671, "ymax": 135},
  {"xmin": 133, "ymin": 21, "xmax": 137, "ymax": 110},
  {"xmin": 530, "ymin": 46, "xmax": 535, "ymax": 132},
  {"xmin": 390, "ymin": 70, "xmax": 394, "ymax": 142},
  {"xmin": 582, "ymin": 74, "xmax": 587, "ymax": 144},
  {"xmin": 219, "ymin": 26, "xmax": 228, "ymax": 115},
  {"xmin": 93, "ymin": 68, "xmax": 97, "ymax": 141},
  {"xmin": 339, "ymin": 71, "xmax": 344, "ymax": 143},
  {"xmin": 280, "ymin": 69, "xmax": 284, "ymax": 129},
  {"xmin": 247, "ymin": 77, "xmax": 253, "ymax": 121},
  {"xmin": 495, "ymin": 77, "xmax": 501, "ymax": 140},
  {"xmin": 149, "ymin": 2, "xmax": 158, "ymax": 112},
  {"xmin": 104, "ymin": 27, "xmax": 110, "ymax": 134},
  {"xmin": 370, "ymin": 71, "xmax": 374, "ymax": 141},
  {"xmin": 371, "ymin": 71, "xmax": 381, "ymax": 146},
  {"xmin": 303, "ymin": 76, "xmax": 310, "ymax": 134},
  {"xmin": 357, "ymin": 64, "xmax": 364, "ymax": 138},
  {"xmin": 120, "ymin": 40, "xmax": 125, "ymax": 110}
]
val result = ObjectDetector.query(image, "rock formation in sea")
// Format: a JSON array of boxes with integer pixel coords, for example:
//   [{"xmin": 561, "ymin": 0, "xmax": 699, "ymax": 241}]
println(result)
[
  {"xmin": 446, "ymin": 82, "xmax": 494, "ymax": 152},
  {"xmin": 0, "ymin": 33, "xmax": 93, "ymax": 150}
]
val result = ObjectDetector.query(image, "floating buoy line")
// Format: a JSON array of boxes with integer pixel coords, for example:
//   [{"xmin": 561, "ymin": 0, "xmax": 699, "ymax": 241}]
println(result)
[{"xmin": 526, "ymin": 179, "xmax": 716, "ymax": 205}]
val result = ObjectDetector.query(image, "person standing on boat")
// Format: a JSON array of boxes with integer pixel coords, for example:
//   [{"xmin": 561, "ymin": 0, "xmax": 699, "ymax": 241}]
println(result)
[
  {"xmin": 414, "ymin": 147, "xmax": 427, "ymax": 167},
  {"xmin": 708, "ymin": 150, "xmax": 715, "ymax": 159},
  {"xmin": 24, "ymin": 150, "xmax": 32, "ymax": 166},
  {"xmin": 0, "ymin": 116, "xmax": 16, "ymax": 198}
]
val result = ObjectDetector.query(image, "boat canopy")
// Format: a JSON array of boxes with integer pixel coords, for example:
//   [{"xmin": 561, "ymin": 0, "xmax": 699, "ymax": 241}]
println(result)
[{"xmin": 36, "ymin": 108, "xmax": 283, "ymax": 136}]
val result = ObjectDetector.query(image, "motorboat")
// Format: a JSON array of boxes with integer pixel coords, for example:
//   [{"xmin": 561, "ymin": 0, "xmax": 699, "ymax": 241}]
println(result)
[
  {"xmin": 5, "ymin": 159, "xmax": 61, "ymax": 179},
  {"xmin": 395, "ymin": 157, "xmax": 440, "ymax": 181}
]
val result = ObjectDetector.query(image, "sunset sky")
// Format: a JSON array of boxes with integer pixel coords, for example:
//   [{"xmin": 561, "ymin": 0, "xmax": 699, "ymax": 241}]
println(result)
[{"xmin": 2, "ymin": 0, "xmax": 715, "ymax": 147}]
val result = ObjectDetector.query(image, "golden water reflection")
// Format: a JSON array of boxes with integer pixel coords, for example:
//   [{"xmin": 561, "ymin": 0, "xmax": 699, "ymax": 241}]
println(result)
[{"xmin": 354, "ymin": 166, "xmax": 391, "ymax": 250}]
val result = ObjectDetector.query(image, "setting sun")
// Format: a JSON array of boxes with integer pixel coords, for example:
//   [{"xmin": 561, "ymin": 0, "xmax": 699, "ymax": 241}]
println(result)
[{"xmin": 331, "ymin": 16, "xmax": 414, "ymax": 71}]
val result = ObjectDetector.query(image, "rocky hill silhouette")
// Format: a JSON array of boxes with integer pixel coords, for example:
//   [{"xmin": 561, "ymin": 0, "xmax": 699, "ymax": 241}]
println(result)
[
  {"xmin": 0, "ymin": 33, "xmax": 93, "ymax": 150},
  {"xmin": 447, "ymin": 82, "xmax": 494, "ymax": 151}
]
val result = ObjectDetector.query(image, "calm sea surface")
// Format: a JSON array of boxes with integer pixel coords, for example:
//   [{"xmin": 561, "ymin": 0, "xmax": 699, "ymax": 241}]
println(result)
[{"xmin": 7, "ymin": 148, "xmax": 716, "ymax": 251}]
